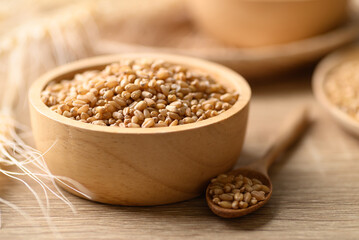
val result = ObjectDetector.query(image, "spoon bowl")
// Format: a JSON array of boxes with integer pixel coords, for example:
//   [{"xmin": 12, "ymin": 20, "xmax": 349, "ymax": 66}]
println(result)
[{"xmin": 206, "ymin": 168, "xmax": 272, "ymax": 218}]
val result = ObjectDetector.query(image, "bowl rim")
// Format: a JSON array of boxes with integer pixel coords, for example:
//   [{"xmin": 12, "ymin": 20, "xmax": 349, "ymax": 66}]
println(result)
[
  {"xmin": 29, "ymin": 53, "xmax": 251, "ymax": 134},
  {"xmin": 313, "ymin": 43, "xmax": 359, "ymax": 134}
]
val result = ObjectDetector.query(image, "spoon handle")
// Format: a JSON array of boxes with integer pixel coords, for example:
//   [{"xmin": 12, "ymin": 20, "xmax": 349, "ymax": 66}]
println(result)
[{"xmin": 251, "ymin": 106, "xmax": 310, "ymax": 174}]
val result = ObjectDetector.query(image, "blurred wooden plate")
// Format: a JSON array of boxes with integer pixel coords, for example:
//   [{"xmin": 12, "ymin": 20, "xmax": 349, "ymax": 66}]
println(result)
[{"xmin": 94, "ymin": 3, "xmax": 359, "ymax": 80}]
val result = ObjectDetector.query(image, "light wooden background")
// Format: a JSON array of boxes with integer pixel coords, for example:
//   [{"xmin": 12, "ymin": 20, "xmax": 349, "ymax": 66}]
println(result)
[{"xmin": 1, "ymin": 70, "xmax": 359, "ymax": 239}]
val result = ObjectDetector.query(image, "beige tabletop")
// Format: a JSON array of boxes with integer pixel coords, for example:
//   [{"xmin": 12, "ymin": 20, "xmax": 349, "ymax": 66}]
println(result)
[{"xmin": 1, "ymin": 71, "xmax": 359, "ymax": 240}]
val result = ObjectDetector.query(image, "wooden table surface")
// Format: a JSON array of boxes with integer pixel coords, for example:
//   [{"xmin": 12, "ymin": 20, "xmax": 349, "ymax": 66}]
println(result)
[{"xmin": 1, "ymin": 70, "xmax": 359, "ymax": 240}]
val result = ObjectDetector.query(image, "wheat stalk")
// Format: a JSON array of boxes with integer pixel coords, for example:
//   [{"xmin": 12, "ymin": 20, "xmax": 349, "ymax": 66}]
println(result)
[{"xmin": 0, "ymin": 1, "xmax": 99, "ymax": 235}]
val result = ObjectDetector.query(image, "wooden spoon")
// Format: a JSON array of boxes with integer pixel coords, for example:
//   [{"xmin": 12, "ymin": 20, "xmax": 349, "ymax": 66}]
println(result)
[{"xmin": 206, "ymin": 107, "xmax": 310, "ymax": 218}]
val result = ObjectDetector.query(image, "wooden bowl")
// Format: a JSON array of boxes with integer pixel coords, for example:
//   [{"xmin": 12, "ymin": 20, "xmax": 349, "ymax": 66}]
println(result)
[
  {"xmin": 313, "ymin": 44, "xmax": 359, "ymax": 137},
  {"xmin": 186, "ymin": 0, "xmax": 349, "ymax": 47},
  {"xmin": 28, "ymin": 53, "xmax": 251, "ymax": 206}
]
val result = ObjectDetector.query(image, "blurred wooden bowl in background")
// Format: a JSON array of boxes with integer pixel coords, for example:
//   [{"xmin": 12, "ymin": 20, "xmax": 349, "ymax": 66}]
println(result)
[{"xmin": 186, "ymin": 0, "xmax": 349, "ymax": 47}]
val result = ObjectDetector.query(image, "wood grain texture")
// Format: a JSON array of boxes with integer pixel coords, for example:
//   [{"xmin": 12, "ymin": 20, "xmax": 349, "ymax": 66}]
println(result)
[{"xmin": 1, "ymin": 71, "xmax": 359, "ymax": 239}]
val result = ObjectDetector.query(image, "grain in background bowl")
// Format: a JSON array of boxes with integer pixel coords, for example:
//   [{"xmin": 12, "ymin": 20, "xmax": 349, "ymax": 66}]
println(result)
[{"xmin": 313, "ymin": 44, "xmax": 359, "ymax": 137}]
